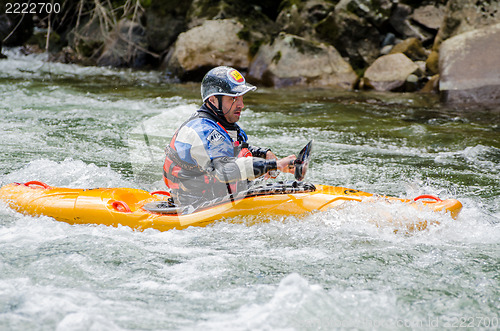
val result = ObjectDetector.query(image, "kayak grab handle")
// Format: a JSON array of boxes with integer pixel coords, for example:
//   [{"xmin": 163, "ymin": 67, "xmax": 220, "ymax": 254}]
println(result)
[
  {"xmin": 150, "ymin": 191, "xmax": 171, "ymax": 196},
  {"xmin": 111, "ymin": 200, "xmax": 132, "ymax": 213},
  {"xmin": 22, "ymin": 181, "xmax": 51, "ymax": 189},
  {"xmin": 414, "ymin": 195, "xmax": 442, "ymax": 202}
]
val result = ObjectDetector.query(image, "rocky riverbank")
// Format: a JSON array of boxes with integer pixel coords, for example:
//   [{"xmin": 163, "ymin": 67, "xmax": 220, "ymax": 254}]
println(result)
[{"xmin": 1, "ymin": 0, "xmax": 499, "ymax": 105}]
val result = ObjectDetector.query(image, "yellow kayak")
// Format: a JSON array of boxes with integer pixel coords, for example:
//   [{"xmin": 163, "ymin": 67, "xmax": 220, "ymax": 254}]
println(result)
[{"xmin": 0, "ymin": 180, "xmax": 462, "ymax": 232}]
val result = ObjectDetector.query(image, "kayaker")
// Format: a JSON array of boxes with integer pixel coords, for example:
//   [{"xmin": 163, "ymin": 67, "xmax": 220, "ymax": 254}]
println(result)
[{"xmin": 163, "ymin": 66, "xmax": 297, "ymax": 209}]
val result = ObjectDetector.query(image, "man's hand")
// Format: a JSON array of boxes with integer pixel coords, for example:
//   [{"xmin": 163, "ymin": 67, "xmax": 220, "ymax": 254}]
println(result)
[
  {"xmin": 277, "ymin": 155, "xmax": 297, "ymax": 174},
  {"xmin": 263, "ymin": 151, "xmax": 296, "ymax": 178}
]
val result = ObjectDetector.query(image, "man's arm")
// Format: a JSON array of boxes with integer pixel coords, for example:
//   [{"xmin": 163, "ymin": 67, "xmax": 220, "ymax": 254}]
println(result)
[{"xmin": 211, "ymin": 157, "xmax": 277, "ymax": 183}]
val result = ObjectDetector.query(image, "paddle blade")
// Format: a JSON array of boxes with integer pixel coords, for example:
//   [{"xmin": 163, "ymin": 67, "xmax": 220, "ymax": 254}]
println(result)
[{"xmin": 295, "ymin": 140, "xmax": 313, "ymax": 181}]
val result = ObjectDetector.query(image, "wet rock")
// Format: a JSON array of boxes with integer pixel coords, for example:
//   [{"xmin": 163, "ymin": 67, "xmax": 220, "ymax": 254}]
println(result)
[
  {"xmin": 248, "ymin": 32, "xmax": 357, "ymax": 89},
  {"xmin": 434, "ymin": 0, "xmax": 500, "ymax": 50},
  {"xmin": 410, "ymin": 4, "xmax": 446, "ymax": 31},
  {"xmin": 439, "ymin": 23, "xmax": 500, "ymax": 105},
  {"xmin": 389, "ymin": 37, "xmax": 428, "ymax": 61},
  {"xmin": 97, "ymin": 19, "xmax": 148, "ymax": 68},
  {"xmin": 363, "ymin": 53, "xmax": 419, "ymax": 91},
  {"xmin": 162, "ymin": 19, "xmax": 251, "ymax": 80}
]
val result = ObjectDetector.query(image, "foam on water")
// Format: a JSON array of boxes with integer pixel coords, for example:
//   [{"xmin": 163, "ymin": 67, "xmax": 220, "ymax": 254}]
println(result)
[{"xmin": 0, "ymin": 48, "xmax": 162, "ymax": 83}]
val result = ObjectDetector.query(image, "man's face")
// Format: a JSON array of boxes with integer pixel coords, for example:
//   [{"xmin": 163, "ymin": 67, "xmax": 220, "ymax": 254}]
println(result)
[{"xmin": 210, "ymin": 95, "xmax": 245, "ymax": 123}]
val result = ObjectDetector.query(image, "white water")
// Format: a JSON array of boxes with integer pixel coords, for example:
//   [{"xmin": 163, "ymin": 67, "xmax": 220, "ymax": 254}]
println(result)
[{"xmin": 1, "ymin": 50, "xmax": 499, "ymax": 330}]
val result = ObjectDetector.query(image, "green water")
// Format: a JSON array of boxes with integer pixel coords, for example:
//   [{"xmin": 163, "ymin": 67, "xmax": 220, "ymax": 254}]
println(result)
[{"xmin": 0, "ymin": 49, "xmax": 499, "ymax": 330}]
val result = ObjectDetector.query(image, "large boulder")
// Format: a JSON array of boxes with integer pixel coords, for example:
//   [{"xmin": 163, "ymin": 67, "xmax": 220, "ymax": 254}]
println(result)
[
  {"xmin": 248, "ymin": 33, "xmax": 357, "ymax": 89},
  {"xmin": 439, "ymin": 23, "xmax": 500, "ymax": 105},
  {"xmin": 363, "ymin": 53, "xmax": 419, "ymax": 91},
  {"xmin": 97, "ymin": 19, "xmax": 148, "ymax": 68},
  {"xmin": 433, "ymin": 0, "xmax": 500, "ymax": 50},
  {"xmin": 162, "ymin": 19, "xmax": 251, "ymax": 80}
]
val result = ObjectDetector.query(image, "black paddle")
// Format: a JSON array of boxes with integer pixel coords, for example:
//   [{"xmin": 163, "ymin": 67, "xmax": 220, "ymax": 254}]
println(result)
[{"xmin": 293, "ymin": 140, "xmax": 313, "ymax": 181}]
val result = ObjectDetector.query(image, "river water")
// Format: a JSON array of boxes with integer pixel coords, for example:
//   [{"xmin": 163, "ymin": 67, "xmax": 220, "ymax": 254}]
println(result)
[{"xmin": 0, "ymin": 49, "xmax": 499, "ymax": 330}]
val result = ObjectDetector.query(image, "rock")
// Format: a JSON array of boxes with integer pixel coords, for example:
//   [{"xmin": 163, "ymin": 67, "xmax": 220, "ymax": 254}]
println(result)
[
  {"xmin": 0, "ymin": 39, "xmax": 6, "ymax": 59},
  {"xmin": 145, "ymin": 0, "xmax": 191, "ymax": 54},
  {"xmin": 425, "ymin": 50, "xmax": 439, "ymax": 75},
  {"xmin": 315, "ymin": 9, "xmax": 380, "ymax": 70},
  {"xmin": 335, "ymin": 0, "xmax": 393, "ymax": 29},
  {"xmin": 389, "ymin": 4, "xmax": 434, "ymax": 43},
  {"xmin": 404, "ymin": 73, "xmax": 420, "ymax": 92},
  {"xmin": 434, "ymin": 0, "xmax": 500, "ymax": 50},
  {"xmin": 186, "ymin": 0, "xmax": 277, "ymax": 31},
  {"xmin": 27, "ymin": 29, "xmax": 64, "ymax": 53},
  {"xmin": 410, "ymin": 4, "xmax": 445, "ymax": 31},
  {"xmin": 67, "ymin": 16, "xmax": 107, "ymax": 61},
  {"xmin": 380, "ymin": 45, "xmax": 393, "ymax": 56},
  {"xmin": 420, "ymin": 74, "xmax": 440, "ymax": 93},
  {"xmin": 363, "ymin": 53, "xmax": 419, "ymax": 91},
  {"xmin": 415, "ymin": 60, "xmax": 426, "ymax": 74},
  {"xmin": 248, "ymin": 32, "xmax": 357, "ymax": 89},
  {"xmin": 162, "ymin": 19, "xmax": 251, "ymax": 80},
  {"xmin": 277, "ymin": 1, "xmax": 335, "ymax": 39},
  {"xmin": 0, "ymin": 13, "xmax": 33, "ymax": 46},
  {"xmin": 439, "ymin": 23, "xmax": 500, "ymax": 105},
  {"xmin": 390, "ymin": 38, "xmax": 428, "ymax": 61},
  {"xmin": 186, "ymin": 0, "xmax": 236, "ymax": 29},
  {"xmin": 97, "ymin": 19, "xmax": 148, "ymax": 68}
]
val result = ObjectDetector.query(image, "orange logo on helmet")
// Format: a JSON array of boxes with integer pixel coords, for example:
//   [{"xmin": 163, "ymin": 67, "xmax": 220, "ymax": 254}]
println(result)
[{"xmin": 229, "ymin": 70, "xmax": 244, "ymax": 83}]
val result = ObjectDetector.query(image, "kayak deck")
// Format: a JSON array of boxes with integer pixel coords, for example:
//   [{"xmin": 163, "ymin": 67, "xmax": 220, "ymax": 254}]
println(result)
[{"xmin": 0, "ymin": 181, "xmax": 462, "ymax": 232}]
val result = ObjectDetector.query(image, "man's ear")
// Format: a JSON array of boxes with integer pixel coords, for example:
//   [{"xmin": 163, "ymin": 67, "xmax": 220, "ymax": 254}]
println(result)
[{"xmin": 207, "ymin": 96, "xmax": 218, "ymax": 107}]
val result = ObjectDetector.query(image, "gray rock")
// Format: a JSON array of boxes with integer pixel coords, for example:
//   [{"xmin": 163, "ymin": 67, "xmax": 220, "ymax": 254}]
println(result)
[
  {"xmin": 97, "ymin": 19, "xmax": 148, "ymax": 68},
  {"xmin": 162, "ymin": 19, "xmax": 251, "ymax": 79},
  {"xmin": 390, "ymin": 4, "xmax": 434, "ymax": 43},
  {"xmin": 335, "ymin": 0, "xmax": 393, "ymax": 29},
  {"xmin": 363, "ymin": 53, "xmax": 419, "ymax": 91},
  {"xmin": 410, "ymin": 5, "xmax": 445, "ymax": 31},
  {"xmin": 439, "ymin": 23, "xmax": 500, "ymax": 105},
  {"xmin": 248, "ymin": 33, "xmax": 357, "ymax": 89}
]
